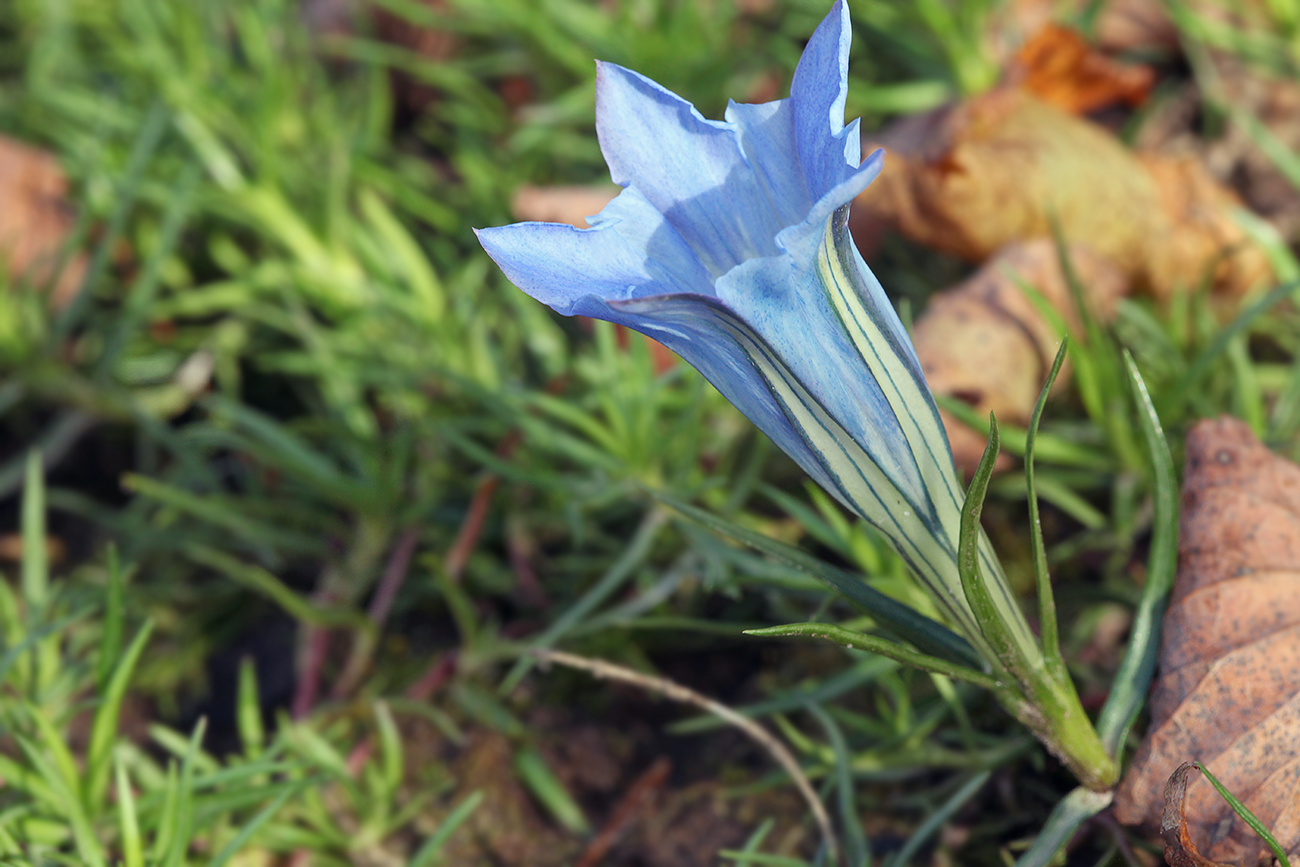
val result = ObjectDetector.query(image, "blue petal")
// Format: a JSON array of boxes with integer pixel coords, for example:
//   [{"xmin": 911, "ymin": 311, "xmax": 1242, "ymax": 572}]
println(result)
[
  {"xmin": 474, "ymin": 186, "xmax": 715, "ymax": 315},
  {"xmin": 595, "ymin": 62, "xmax": 790, "ymax": 276},
  {"xmin": 713, "ymin": 224, "xmax": 926, "ymax": 513},
  {"xmin": 790, "ymin": 0, "xmax": 860, "ymax": 196},
  {"xmin": 723, "ymin": 99, "xmax": 811, "ymax": 230},
  {"xmin": 606, "ymin": 293, "xmax": 846, "ymax": 501}
]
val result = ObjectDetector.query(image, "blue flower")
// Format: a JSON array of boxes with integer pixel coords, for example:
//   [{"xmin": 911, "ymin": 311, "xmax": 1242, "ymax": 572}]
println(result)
[{"xmin": 475, "ymin": 1, "xmax": 1034, "ymax": 663}]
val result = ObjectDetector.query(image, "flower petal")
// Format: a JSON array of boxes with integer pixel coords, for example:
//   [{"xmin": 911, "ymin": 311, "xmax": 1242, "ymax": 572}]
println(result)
[
  {"xmin": 714, "ymin": 209, "xmax": 929, "ymax": 520},
  {"xmin": 790, "ymin": 0, "xmax": 860, "ymax": 196},
  {"xmin": 723, "ymin": 98, "xmax": 812, "ymax": 230},
  {"xmin": 595, "ymin": 62, "xmax": 788, "ymax": 275},
  {"xmin": 474, "ymin": 185, "xmax": 715, "ymax": 315}
]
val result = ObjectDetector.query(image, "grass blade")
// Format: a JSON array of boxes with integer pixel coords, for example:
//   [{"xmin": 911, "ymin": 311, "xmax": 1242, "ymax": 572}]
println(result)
[
  {"xmin": 408, "ymin": 790, "xmax": 484, "ymax": 867},
  {"xmin": 1193, "ymin": 762, "xmax": 1292, "ymax": 867},
  {"xmin": 1025, "ymin": 340, "xmax": 1070, "ymax": 676},
  {"xmin": 86, "ymin": 621, "xmax": 156, "ymax": 813},
  {"xmin": 1096, "ymin": 354, "xmax": 1178, "ymax": 757}
]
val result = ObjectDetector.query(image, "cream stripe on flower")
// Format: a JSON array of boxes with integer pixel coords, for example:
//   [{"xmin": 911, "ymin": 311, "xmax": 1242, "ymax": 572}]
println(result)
[
  {"xmin": 703, "ymin": 310, "xmax": 992, "ymax": 655},
  {"xmin": 815, "ymin": 207, "xmax": 1039, "ymax": 663}
]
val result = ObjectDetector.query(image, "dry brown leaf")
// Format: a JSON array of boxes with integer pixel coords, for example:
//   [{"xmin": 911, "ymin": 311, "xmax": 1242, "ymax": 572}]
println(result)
[
  {"xmin": 1162, "ymin": 763, "xmax": 1239, "ymax": 867},
  {"xmin": 1114, "ymin": 416, "xmax": 1300, "ymax": 866},
  {"xmin": 857, "ymin": 88, "xmax": 1271, "ymax": 301},
  {"xmin": 0, "ymin": 135, "xmax": 86, "ymax": 309},
  {"xmin": 1008, "ymin": 24, "xmax": 1154, "ymax": 115},
  {"xmin": 911, "ymin": 239, "xmax": 1127, "ymax": 472}
]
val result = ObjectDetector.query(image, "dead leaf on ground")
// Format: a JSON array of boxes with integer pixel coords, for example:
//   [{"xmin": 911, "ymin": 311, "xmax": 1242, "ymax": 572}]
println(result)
[
  {"xmin": 911, "ymin": 239, "xmax": 1127, "ymax": 472},
  {"xmin": 0, "ymin": 135, "xmax": 86, "ymax": 309},
  {"xmin": 1114, "ymin": 416, "xmax": 1300, "ymax": 866},
  {"xmin": 856, "ymin": 88, "xmax": 1271, "ymax": 301},
  {"xmin": 1007, "ymin": 24, "xmax": 1154, "ymax": 115},
  {"xmin": 1137, "ymin": 52, "xmax": 1300, "ymax": 241},
  {"xmin": 1162, "ymin": 763, "xmax": 1238, "ymax": 867}
]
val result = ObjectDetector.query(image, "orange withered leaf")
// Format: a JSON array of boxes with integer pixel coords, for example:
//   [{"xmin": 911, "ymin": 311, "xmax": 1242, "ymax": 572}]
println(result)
[{"xmin": 1010, "ymin": 24, "xmax": 1154, "ymax": 115}]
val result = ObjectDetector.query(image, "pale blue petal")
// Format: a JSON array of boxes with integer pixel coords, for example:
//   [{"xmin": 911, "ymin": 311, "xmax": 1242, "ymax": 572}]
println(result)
[
  {"xmin": 771, "ymin": 148, "xmax": 923, "ymax": 379},
  {"xmin": 790, "ymin": 0, "xmax": 860, "ymax": 195},
  {"xmin": 723, "ymin": 98, "xmax": 811, "ymax": 230},
  {"xmin": 595, "ymin": 62, "xmax": 788, "ymax": 275},
  {"xmin": 713, "ymin": 232, "xmax": 929, "ymax": 519},
  {"xmin": 606, "ymin": 293, "xmax": 846, "ymax": 501},
  {"xmin": 474, "ymin": 186, "xmax": 715, "ymax": 315}
]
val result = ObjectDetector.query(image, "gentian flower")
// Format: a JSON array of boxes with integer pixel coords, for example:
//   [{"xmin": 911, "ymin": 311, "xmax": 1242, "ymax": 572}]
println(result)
[{"xmin": 478, "ymin": 1, "xmax": 1117, "ymax": 791}]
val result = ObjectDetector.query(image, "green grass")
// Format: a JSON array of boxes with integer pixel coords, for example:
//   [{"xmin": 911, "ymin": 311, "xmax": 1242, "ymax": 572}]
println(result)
[{"xmin": 0, "ymin": 0, "xmax": 1299, "ymax": 864}]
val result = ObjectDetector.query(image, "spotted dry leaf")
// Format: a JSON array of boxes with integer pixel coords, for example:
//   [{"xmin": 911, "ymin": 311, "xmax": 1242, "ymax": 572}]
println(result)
[{"xmin": 1114, "ymin": 416, "xmax": 1300, "ymax": 866}]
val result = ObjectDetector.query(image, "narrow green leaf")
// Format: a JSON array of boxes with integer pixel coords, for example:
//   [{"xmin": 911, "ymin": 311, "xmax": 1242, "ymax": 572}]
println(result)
[
  {"xmin": 514, "ymin": 747, "xmax": 589, "ymax": 835},
  {"xmin": 501, "ymin": 506, "xmax": 669, "ymax": 693},
  {"xmin": 161, "ymin": 720, "xmax": 207, "ymax": 867},
  {"xmin": 115, "ymin": 757, "xmax": 144, "ymax": 867},
  {"xmin": 375, "ymin": 700, "xmax": 403, "ymax": 799},
  {"xmin": 0, "ymin": 608, "xmax": 92, "ymax": 696},
  {"xmin": 237, "ymin": 658, "xmax": 265, "ymax": 759},
  {"xmin": 744, "ymin": 623, "xmax": 1000, "ymax": 691},
  {"xmin": 717, "ymin": 852, "xmax": 814, "ymax": 867},
  {"xmin": 730, "ymin": 817, "xmax": 776, "ymax": 867},
  {"xmin": 185, "ymin": 545, "xmax": 369, "ymax": 629},
  {"xmin": 883, "ymin": 770, "xmax": 990, "ymax": 867},
  {"xmin": 207, "ymin": 783, "xmax": 301, "ymax": 867},
  {"xmin": 86, "ymin": 620, "xmax": 156, "ymax": 813},
  {"xmin": 935, "ymin": 397, "xmax": 1110, "ymax": 470},
  {"xmin": 21, "ymin": 450, "xmax": 47, "ymax": 610},
  {"xmin": 806, "ymin": 703, "xmax": 868, "ymax": 867},
  {"xmin": 956, "ymin": 416, "xmax": 1021, "ymax": 673},
  {"xmin": 27, "ymin": 708, "xmax": 81, "ymax": 800},
  {"xmin": 54, "ymin": 99, "xmax": 169, "ymax": 339},
  {"xmin": 1165, "ymin": 278, "xmax": 1300, "ymax": 417},
  {"xmin": 97, "ymin": 544, "xmax": 126, "ymax": 692},
  {"xmin": 15, "ymin": 734, "xmax": 105, "ymax": 867},
  {"xmin": 1096, "ymin": 355, "xmax": 1178, "ymax": 757},
  {"xmin": 1026, "ymin": 340, "xmax": 1070, "ymax": 675},
  {"xmin": 151, "ymin": 763, "xmax": 180, "ymax": 863},
  {"xmin": 408, "ymin": 790, "xmax": 485, "ymax": 867},
  {"xmin": 1194, "ymin": 762, "xmax": 1292, "ymax": 867}
]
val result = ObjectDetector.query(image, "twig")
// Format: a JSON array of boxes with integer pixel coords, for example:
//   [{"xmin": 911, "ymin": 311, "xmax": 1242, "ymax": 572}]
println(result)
[
  {"xmin": 330, "ymin": 526, "xmax": 422, "ymax": 700},
  {"xmin": 529, "ymin": 648, "xmax": 840, "ymax": 866},
  {"xmin": 405, "ymin": 651, "xmax": 457, "ymax": 702},
  {"xmin": 575, "ymin": 757, "xmax": 672, "ymax": 867},
  {"xmin": 292, "ymin": 603, "xmax": 332, "ymax": 718}
]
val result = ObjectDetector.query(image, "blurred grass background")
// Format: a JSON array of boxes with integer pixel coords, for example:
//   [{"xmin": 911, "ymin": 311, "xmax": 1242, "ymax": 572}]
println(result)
[{"xmin": 1, "ymin": 0, "xmax": 1299, "ymax": 864}]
